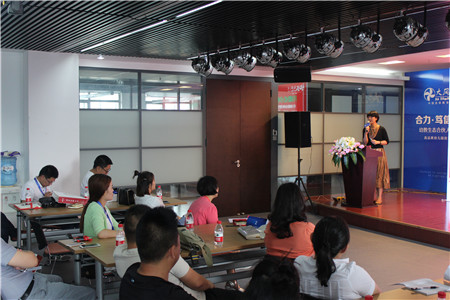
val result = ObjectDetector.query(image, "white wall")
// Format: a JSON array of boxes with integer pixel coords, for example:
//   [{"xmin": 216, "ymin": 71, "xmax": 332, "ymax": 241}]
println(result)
[
  {"xmin": 27, "ymin": 51, "xmax": 80, "ymax": 194},
  {"xmin": 1, "ymin": 50, "xmax": 28, "ymax": 185}
]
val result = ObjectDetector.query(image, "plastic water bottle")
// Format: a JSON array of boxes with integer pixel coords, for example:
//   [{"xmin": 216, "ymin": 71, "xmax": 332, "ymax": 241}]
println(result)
[
  {"xmin": 116, "ymin": 224, "xmax": 125, "ymax": 246},
  {"xmin": 156, "ymin": 185, "xmax": 162, "ymax": 199},
  {"xmin": 25, "ymin": 188, "xmax": 32, "ymax": 205},
  {"xmin": 214, "ymin": 220, "xmax": 223, "ymax": 247},
  {"xmin": 84, "ymin": 186, "xmax": 89, "ymax": 199},
  {"xmin": 437, "ymin": 291, "xmax": 446, "ymax": 300},
  {"xmin": 185, "ymin": 210, "xmax": 194, "ymax": 231}
]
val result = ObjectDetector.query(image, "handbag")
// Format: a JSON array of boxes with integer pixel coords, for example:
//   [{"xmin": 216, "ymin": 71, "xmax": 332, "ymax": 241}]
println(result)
[{"xmin": 117, "ymin": 188, "xmax": 135, "ymax": 206}]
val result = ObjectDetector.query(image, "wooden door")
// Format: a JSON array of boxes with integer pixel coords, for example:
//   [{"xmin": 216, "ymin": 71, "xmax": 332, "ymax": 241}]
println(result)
[{"xmin": 206, "ymin": 79, "xmax": 271, "ymax": 217}]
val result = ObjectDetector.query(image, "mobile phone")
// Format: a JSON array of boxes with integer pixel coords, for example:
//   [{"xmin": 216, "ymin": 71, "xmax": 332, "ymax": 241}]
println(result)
[{"xmin": 79, "ymin": 243, "xmax": 100, "ymax": 248}]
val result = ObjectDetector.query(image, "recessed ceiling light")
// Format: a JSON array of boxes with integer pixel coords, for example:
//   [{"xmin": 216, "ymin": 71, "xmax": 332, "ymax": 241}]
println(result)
[
  {"xmin": 436, "ymin": 54, "xmax": 450, "ymax": 58},
  {"xmin": 161, "ymin": 88, "xmax": 173, "ymax": 91},
  {"xmin": 378, "ymin": 60, "xmax": 405, "ymax": 65},
  {"xmin": 97, "ymin": 54, "xmax": 104, "ymax": 60},
  {"xmin": 316, "ymin": 66, "xmax": 395, "ymax": 76}
]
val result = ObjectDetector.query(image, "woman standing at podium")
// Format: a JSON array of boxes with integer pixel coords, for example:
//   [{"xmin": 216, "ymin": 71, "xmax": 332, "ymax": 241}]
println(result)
[{"xmin": 363, "ymin": 111, "xmax": 390, "ymax": 205}]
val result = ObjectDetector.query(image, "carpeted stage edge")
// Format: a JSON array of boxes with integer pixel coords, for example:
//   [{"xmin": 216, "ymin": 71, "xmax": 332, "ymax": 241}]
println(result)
[{"xmin": 310, "ymin": 189, "xmax": 449, "ymax": 249}]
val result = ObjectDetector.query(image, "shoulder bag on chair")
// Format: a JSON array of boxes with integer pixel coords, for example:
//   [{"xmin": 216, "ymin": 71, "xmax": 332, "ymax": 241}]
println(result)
[{"xmin": 178, "ymin": 227, "xmax": 213, "ymax": 267}]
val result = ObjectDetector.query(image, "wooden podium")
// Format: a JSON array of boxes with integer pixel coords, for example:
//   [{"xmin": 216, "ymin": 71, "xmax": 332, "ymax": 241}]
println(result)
[{"xmin": 342, "ymin": 147, "xmax": 382, "ymax": 208}]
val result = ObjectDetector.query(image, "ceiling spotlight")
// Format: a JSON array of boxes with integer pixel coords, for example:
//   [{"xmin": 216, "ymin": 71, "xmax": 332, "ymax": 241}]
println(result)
[
  {"xmin": 191, "ymin": 56, "xmax": 213, "ymax": 77},
  {"xmin": 257, "ymin": 46, "xmax": 276, "ymax": 65},
  {"xmin": 268, "ymin": 51, "xmax": 283, "ymax": 68},
  {"xmin": 283, "ymin": 42, "xmax": 300, "ymax": 60},
  {"xmin": 315, "ymin": 32, "xmax": 336, "ymax": 56},
  {"xmin": 406, "ymin": 25, "xmax": 428, "ymax": 47},
  {"xmin": 362, "ymin": 33, "xmax": 383, "ymax": 53},
  {"xmin": 234, "ymin": 52, "xmax": 257, "ymax": 72},
  {"xmin": 97, "ymin": 54, "xmax": 105, "ymax": 60},
  {"xmin": 212, "ymin": 56, "xmax": 235, "ymax": 75},
  {"xmin": 297, "ymin": 44, "xmax": 311, "ymax": 63},
  {"xmin": 350, "ymin": 24, "xmax": 373, "ymax": 48},
  {"xmin": 393, "ymin": 15, "xmax": 419, "ymax": 42},
  {"xmin": 393, "ymin": 15, "xmax": 428, "ymax": 47},
  {"xmin": 329, "ymin": 40, "xmax": 344, "ymax": 58}
]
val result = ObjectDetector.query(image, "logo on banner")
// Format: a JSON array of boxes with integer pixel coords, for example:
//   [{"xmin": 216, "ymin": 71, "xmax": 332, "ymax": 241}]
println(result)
[
  {"xmin": 423, "ymin": 87, "xmax": 449, "ymax": 104},
  {"xmin": 424, "ymin": 88, "xmax": 435, "ymax": 101}
]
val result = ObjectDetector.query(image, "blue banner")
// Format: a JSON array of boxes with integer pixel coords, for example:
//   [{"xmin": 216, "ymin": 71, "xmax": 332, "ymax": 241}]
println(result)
[{"xmin": 404, "ymin": 68, "xmax": 449, "ymax": 193}]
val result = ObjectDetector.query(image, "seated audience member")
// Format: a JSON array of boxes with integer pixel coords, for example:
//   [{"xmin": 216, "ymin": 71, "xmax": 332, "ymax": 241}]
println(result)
[
  {"xmin": 1, "ymin": 212, "xmax": 17, "ymax": 242},
  {"xmin": 244, "ymin": 256, "xmax": 300, "ymax": 300},
  {"xmin": 294, "ymin": 216, "xmax": 380, "ymax": 299},
  {"xmin": 189, "ymin": 176, "xmax": 219, "ymax": 225},
  {"xmin": 264, "ymin": 183, "xmax": 315, "ymax": 259},
  {"xmin": 1, "ymin": 239, "xmax": 95, "ymax": 300},
  {"xmin": 80, "ymin": 154, "xmax": 113, "ymax": 196},
  {"xmin": 80, "ymin": 174, "xmax": 119, "ymax": 238},
  {"xmin": 133, "ymin": 170, "xmax": 164, "ymax": 208},
  {"xmin": 114, "ymin": 205, "xmax": 213, "ymax": 300},
  {"xmin": 20, "ymin": 165, "xmax": 58, "ymax": 202}
]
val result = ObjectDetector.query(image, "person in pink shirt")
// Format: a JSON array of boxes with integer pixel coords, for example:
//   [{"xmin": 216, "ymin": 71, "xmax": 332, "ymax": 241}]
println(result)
[{"xmin": 189, "ymin": 176, "xmax": 219, "ymax": 225}]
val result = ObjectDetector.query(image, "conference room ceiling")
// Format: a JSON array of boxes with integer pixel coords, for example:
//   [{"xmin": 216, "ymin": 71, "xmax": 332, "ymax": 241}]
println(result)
[{"xmin": 1, "ymin": 1, "xmax": 449, "ymax": 71}]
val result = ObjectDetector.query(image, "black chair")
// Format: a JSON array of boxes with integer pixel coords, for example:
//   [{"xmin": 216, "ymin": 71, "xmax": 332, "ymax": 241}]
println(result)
[{"xmin": 29, "ymin": 221, "xmax": 72, "ymax": 273}]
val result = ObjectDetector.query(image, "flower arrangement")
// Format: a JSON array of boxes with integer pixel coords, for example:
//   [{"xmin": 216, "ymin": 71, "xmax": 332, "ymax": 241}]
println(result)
[{"xmin": 329, "ymin": 137, "xmax": 365, "ymax": 169}]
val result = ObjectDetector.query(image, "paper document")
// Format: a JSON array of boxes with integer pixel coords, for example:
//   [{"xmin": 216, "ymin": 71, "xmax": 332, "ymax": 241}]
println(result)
[{"xmin": 396, "ymin": 278, "xmax": 450, "ymax": 295}]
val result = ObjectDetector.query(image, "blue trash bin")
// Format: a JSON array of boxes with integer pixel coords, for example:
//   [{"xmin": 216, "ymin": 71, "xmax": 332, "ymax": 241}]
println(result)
[{"xmin": 1, "ymin": 156, "xmax": 18, "ymax": 186}]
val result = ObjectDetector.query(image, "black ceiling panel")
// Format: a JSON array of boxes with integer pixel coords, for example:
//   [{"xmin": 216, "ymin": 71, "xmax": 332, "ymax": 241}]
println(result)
[{"xmin": 1, "ymin": 1, "xmax": 448, "ymax": 70}]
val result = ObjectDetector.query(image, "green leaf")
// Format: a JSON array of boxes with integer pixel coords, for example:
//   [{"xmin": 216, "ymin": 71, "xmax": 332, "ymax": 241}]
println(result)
[
  {"xmin": 343, "ymin": 155, "xmax": 349, "ymax": 169},
  {"xmin": 332, "ymin": 155, "xmax": 340, "ymax": 167},
  {"xmin": 350, "ymin": 152, "xmax": 357, "ymax": 165},
  {"xmin": 357, "ymin": 151, "xmax": 366, "ymax": 162}
]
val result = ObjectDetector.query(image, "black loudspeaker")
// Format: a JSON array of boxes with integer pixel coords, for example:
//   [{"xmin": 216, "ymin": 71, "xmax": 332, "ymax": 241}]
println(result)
[
  {"xmin": 274, "ymin": 64, "xmax": 311, "ymax": 83},
  {"xmin": 284, "ymin": 112, "xmax": 311, "ymax": 148}
]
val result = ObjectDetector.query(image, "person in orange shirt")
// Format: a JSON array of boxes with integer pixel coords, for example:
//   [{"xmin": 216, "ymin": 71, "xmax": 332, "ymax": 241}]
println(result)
[{"xmin": 264, "ymin": 183, "xmax": 315, "ymax": 260}]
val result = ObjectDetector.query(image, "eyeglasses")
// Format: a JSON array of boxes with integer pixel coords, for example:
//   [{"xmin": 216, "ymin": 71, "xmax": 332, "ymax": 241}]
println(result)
[
  {"xmin": 102, "ymin": 167, "xmax": 111, "ymax": 173},
  {"xmin": 46, "ymin": 177, "xmax": 55, "ymax": 185}
]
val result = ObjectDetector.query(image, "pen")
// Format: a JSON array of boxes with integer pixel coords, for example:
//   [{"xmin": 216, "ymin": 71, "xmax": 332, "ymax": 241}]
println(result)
[{"xmin": 411, "ymin": 286, "xmax": 438, "ymax": 290}]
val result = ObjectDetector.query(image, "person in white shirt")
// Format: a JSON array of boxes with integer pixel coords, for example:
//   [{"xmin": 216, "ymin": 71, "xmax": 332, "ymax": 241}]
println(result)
[
  {"xmin": 80, "ymin": 155, "xmax": 113, "ymax": 196},
  {"xmin": 133, "ymin": 170, "xmax": 164, "ymax": 208},
  {"xmin": 114, "ymin": 205, "xmax": 214, "ymax": 300},
  {"xmin": 294, "ymin": 216, "xmax": 380, "ymax": 300},
  {"xmin": 20, "ymin": 165, "xmax": 58, "ymax": 202}
]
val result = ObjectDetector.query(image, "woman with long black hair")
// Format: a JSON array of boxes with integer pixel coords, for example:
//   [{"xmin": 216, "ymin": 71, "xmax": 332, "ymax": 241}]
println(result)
[
  {"xmin": 80, "ymin": 174, "xmax": 119, "ymax": 238},
  {"xmin": 294, "ymin": 216, "xmax": 380, "ymax": 299},
  {"xmin": 264, "ymin": 183, "xmax": 315, "ymax": 259}
]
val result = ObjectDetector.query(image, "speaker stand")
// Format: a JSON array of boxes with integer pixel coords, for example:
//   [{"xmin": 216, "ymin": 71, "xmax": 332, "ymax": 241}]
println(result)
[{"xmin": 294, "ymin": 147, "xmax": 317, "ymax": 214}]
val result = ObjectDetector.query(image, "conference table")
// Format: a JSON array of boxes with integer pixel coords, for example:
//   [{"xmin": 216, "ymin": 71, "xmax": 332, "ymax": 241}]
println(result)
[
  {"xmin": 12, "ymin": 196, "xmax": 187, "ymax": 249},
  {"xmin": 60, "ymin": 217, "xmax": 266, "ymax": 300}
]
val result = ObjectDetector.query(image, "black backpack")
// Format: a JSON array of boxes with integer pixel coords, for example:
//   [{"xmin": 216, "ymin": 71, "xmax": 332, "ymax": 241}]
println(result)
[{"xmin": 117, "ymin": 188, "xmax": 135, "ymax": 206}]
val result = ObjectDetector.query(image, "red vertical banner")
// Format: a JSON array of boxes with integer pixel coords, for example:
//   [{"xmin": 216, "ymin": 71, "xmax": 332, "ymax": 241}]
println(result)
[{"xmin": 277, "ymin": 83, "xmax": 307, "ymax": 112}]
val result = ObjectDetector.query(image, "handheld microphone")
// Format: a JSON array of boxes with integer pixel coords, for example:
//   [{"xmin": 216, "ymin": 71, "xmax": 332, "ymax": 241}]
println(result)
[{"xmin": 364, "ymin": 122, "xmax": 369, "ymax": 128}]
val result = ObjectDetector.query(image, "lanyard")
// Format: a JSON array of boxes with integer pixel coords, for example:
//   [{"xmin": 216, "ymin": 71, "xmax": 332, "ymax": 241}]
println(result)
[
  {"xmin": 34, "ymin": 177, "xmax": 46, "ymax": 196},
  {"xmin": 96, "ymin": 201, "xmax": 114, "ymax": 230}
]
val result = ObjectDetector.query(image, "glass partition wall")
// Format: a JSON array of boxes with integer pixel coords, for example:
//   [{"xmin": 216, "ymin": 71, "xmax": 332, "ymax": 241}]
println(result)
[
  {"xmin": 80, "ymin": 68, "xmax": 403, "ymax": 199},
  {"xmin": 278, "ymin": 82, "xmax": 402, "ymax": 196},
  {"xmin": 79, "ymin": 68, "xmax": 203, "ymax": 200}
]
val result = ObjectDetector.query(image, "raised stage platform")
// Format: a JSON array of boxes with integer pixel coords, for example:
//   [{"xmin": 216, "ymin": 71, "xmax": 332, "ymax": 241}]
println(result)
[{"xmin": 311, "ymin": 189, "xmax": 449, "ymax": 249}]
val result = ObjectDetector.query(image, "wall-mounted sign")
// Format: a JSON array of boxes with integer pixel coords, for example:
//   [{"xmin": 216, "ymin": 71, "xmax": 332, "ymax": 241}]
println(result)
[{"xmin": 278, "ymin": 83, "xmax": 307, "ymax": 112}]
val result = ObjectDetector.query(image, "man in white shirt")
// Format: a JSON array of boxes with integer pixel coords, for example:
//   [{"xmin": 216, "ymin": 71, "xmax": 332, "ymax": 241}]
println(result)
[
  {"xmin": 20, "ymin": 165, "xmax": 58, "ymax": 202},
  {"xmin": 80, "ymin": 155, "xmax": 113, "ymax": 196},
  {"xmin": 114, "ymin": 205, "xmax": 213, "ymax": 300}
]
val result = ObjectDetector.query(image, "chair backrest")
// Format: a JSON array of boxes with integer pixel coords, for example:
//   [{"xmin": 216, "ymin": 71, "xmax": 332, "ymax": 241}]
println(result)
[{"xmin": 30, "ymin": 221, "xmax": 48, "ymax": 250}]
